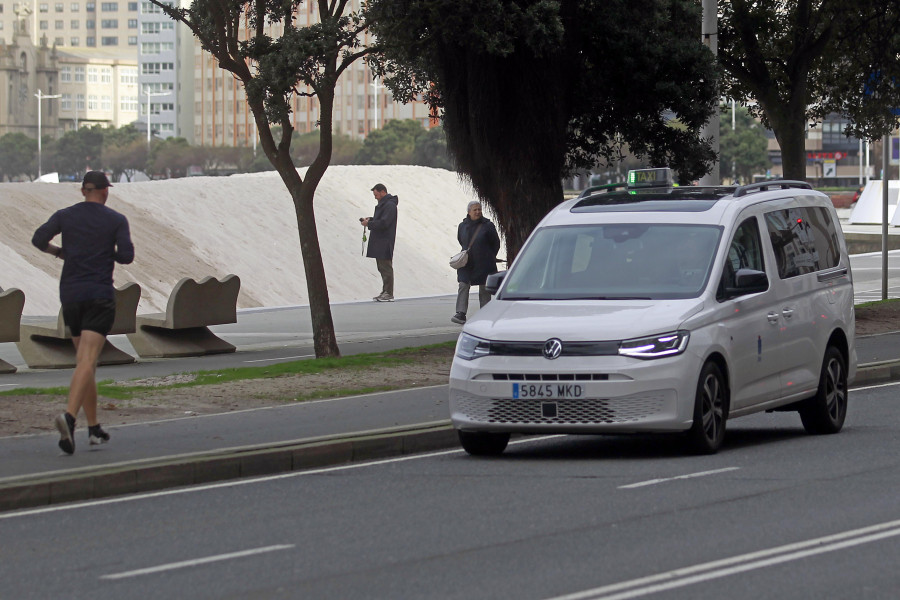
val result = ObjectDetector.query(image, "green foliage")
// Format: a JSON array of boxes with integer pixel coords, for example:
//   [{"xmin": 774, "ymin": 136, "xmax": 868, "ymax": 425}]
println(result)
[
  {"xmin": 719, "ymin": 105, "xmax": 771, "ymax": 184},
  {"xmin": 49, "ymin": 125, "xmax": 105, "ymax": 178},
  {"xmin": 355, "ymin": 119, "xmax": 422, "ymax": 164},
  {"xmin": 294, "ymin": 130, "xmax": 363, "ymax": 166},
  {"xmin": 101, "ymin": 125, "xmax": 146, "ymax": 182},
  {"xmin": 412, "ymin": 125, "xmax": 453, "ymax": 170},
  {"xmin": 147, "ymin": 137, "xmax": 198, "ymax": 178},
  {"xmin": 719, "ymin": 0, "xmax": 900, "ymax": 178},
  {"xmin": 0, "ymin": 133, "xmax": 37, "ymax": 181},
  {"xmin": 368, "ymin": 0, "xmax": 718, "ymax": 255}
]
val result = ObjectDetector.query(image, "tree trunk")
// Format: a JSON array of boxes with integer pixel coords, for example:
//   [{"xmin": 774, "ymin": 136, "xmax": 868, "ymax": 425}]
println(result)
[{"xmin": 768, "ymin": 108, "xmax": 809, "ymax": 181}]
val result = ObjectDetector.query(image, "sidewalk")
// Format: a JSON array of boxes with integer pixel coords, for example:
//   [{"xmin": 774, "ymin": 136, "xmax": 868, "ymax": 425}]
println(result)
[{"xmin": 3, "ymin": 329, "xmax": 900, "ymax": 513}]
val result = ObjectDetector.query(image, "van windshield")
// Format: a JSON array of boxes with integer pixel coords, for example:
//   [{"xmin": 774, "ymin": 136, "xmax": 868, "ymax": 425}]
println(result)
[{"xmin": 500, "ymin": 224, "xmax": 723, "ymax": 300}]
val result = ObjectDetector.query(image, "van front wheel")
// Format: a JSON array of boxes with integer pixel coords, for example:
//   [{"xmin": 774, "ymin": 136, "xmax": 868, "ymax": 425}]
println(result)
[
  {"xmin": 799, "ymin": 346, "xmax": 847, "ymax": 435},
  {"xmin": 457, "ymin": 431, "xmax": 510, "ymax": 456},
  {"xmin": 687, "ymin": 362, "xmax": 727, "ymax": 454}
]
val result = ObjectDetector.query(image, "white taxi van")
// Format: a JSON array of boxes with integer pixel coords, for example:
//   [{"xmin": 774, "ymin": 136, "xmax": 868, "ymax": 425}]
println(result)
[{"xmin": 449, "ymin": 169, "xmax": 856, "ymax": 455}]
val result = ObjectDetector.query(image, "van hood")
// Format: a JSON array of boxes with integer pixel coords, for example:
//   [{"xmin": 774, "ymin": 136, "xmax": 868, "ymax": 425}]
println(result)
[{"xmin": 463, "ymin": 298, "xmax": 705, "ymax": 342}]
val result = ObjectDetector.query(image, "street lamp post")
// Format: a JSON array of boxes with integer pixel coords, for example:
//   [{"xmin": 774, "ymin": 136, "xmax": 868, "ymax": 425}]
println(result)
[
  {"xmin": 145, "ymin": 90, "xmax": 169, "ymax": 149},
  {"xmin": 35, "ymin": 88, "xmax": 61, "ymax": 179}
]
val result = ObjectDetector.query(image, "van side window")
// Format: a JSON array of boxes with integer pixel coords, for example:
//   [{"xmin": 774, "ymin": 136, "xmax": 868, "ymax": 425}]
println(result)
[
  {"xmin": 717, "ymin": 216, "xmax": 764, "ymax": 300},
  {"xmin": 765, "ymin": 207, "xmax": 839, "ymax": 278}
]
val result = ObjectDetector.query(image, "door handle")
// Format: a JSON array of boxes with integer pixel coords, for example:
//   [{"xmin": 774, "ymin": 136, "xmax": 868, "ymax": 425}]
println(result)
[
  {"xmin": 767, "ymin": 312, "xmax": 779, "ymax": 324},
  {"xmin": 782, "ymin": 308, "xmax": 794, "ymax": 319}
]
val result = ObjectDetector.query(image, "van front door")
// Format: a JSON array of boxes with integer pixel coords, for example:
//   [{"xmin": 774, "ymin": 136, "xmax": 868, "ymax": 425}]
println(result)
[{"xmin": 716, "ymin": 215, "xmax": 783, "ymax": 410}]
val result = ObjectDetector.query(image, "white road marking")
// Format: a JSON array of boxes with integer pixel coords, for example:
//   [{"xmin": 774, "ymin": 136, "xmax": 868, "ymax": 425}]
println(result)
[
  {"xmin": 100, "ymin": 544, "xmax": 294, "ymax": 580},
  {"xmin": 853, "ymin": 380, "xmax": 900, "ymax": 391},
  {"xmin": 545, "ymin": 518, "xmax": 900, "ymax": 600},
  {"xmin": 0, "ymin": 436, "xmax": 560, "ymax": 520},
  {"xmin": 0, "ymin": 384, "xmax": 18, "ymax": 388},
  {"xmin": 242, "ymin": 354, "xmax": 315, "ymax": 363},
  {"xmin": 618, "ymin": 467, "xmax": 740, "ymax": 489}
]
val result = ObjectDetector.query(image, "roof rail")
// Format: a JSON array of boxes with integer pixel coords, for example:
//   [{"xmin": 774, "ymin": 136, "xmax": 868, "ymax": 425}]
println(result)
[
  {"xmin": 576, "ymin": 182, "xmax": 628, "ymax": 199},
  {"xmin": 733, "ymin": 180, "xmax": 812, "ymax": 198}
]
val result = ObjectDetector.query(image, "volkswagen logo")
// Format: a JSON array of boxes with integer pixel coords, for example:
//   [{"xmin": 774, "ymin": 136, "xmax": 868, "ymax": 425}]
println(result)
[{"xmin": 543, "ymin": 338, "xmax": 563, "ymax": 360}]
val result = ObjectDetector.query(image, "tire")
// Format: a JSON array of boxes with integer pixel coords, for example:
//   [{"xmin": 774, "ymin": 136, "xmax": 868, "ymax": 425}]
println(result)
[
  {"xmin": 686, "ymin": 361, "xmax": 727, "ymax": 454},
  {"xmin": 799, "ymin": 346, "xmax": 848, "ymax": 435},
  {"xmin": 457, "ymin": 430, "xmax": 510, "ymax": 456}
]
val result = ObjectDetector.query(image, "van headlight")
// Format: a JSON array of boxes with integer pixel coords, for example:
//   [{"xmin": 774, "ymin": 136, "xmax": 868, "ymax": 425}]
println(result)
[
  {"xmin": 618, "ymin": 330, "xmax": 689, "ymax": 359},
  {"xmin": 456, "ymin": 333, "xmax": 491, "ymax": 360}
]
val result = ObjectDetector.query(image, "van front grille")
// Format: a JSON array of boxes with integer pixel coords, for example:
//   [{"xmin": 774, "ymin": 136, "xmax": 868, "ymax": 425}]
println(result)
[{"xmin": 455, "ymin": 394, "xmax": 667, "ymax": 425}]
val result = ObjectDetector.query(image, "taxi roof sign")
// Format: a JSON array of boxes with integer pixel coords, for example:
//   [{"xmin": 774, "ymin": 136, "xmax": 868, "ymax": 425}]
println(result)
[{"xmin": 627, "ymin": 168, "xmax": 674, "ymax": 189}]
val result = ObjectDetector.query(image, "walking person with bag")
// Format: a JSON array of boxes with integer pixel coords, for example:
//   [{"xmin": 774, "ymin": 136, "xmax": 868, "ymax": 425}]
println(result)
[{"xmin": 451, "ymin": 201, "xmax": 500, "ymax": 324}]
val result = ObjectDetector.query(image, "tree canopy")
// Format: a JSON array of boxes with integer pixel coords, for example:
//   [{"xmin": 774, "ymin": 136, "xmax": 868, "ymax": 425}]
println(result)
[
  {"xmin": 718, "ymin": 0, "xmax": 900, "ymax": 180},
  {"xmin": 0, "ymin": 133, "xmax": 37, "ymax": 181},
  {"xmin": 719, "ymin": 104, "xmax": 771, "ymax": 185},
  {"xmin": 369, "ymin": 0, "xmax": 718, "ymax": 256},
  {"xmin": 151, "ymin": 0, "xmax": 379, "ymax": 357}
]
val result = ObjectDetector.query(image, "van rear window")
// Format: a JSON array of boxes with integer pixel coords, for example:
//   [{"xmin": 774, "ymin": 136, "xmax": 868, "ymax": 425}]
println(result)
[{"xmin": 764, "ymin": 207, "xmax": 840, "ymax": 279}]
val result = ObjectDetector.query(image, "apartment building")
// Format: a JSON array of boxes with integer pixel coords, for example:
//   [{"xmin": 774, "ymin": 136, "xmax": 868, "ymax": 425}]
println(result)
[
  {"xmin": 57, "ymin": 46, "xmax": 138, "ymax": 130},
  {"xmin": 192, "ymin": 1, "xmax": 435, "ymax": 148},
  {"xmin": 0, "ymin": 0, "xmax": 139, "ymax": 49}
]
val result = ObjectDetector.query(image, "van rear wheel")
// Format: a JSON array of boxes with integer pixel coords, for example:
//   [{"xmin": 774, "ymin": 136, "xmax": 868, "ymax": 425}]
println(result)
[
  {"xmin": 457, "ymin": 431, "xmax": 510, "ymax": 456},
  {"xmin": 799, "ymin": 346, "xmax": 847, "ymax": 434},
  {"xmin": 687, "ymin": 362, "xmax": 727, "ymax": 454}
]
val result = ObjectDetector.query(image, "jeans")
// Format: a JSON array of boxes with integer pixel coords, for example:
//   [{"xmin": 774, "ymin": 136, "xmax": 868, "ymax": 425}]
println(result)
[
  {"xmin": 376, "ymin": 258, "xmax": 393, "ymax": 295},
  {"xmin": 456, "ymin": 282, "xmax": 491, "ymax": 315}
]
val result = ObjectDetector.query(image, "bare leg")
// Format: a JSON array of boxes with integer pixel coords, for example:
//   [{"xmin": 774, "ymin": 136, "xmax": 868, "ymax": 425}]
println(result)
[{"xmin": 67, "ymin": 330, "xmax": 106, "ymax": 426}]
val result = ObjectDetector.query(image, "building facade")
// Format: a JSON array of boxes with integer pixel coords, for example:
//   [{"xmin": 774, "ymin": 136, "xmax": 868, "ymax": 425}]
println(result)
[
  {"xmin": 0, "ymin": 16, "xmax": 59, "ymax": 137},
  {"xmin": 56, "ymin": 46, "xmax": 137, "ymax": 130},
  {"xmin": 0, "ymin": 0, "xmax": 140, "ymax": 50},
  {"xmin": 191, "ymin": 1, "xmax": 436, "ymax": 148}
]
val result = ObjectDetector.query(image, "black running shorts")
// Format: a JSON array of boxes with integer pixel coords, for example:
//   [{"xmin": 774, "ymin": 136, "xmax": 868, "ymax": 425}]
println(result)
[{"xmin": 62, "ymin": 298, "xmax": 116, "ymax": 337}]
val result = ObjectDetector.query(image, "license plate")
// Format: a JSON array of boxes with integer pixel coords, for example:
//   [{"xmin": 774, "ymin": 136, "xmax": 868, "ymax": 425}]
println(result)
[{"xmin": 512, "ymin": 383, "xmax": 584, "ymax": 399}]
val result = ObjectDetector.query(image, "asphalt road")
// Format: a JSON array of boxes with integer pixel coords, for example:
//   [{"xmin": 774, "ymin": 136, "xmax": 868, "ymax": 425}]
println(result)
[{"xmin": 3, "ymin": 379, "xmax": 899, "ymax": 599}]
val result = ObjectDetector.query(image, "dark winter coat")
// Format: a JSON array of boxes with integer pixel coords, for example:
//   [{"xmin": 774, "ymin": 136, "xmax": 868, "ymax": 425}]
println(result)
[
  {"xmin": 456, "ymin": 216, "xmax": 501, "ymax": 285},
  {"xmin": 365, "ymin": 194, "xmax": 399, "ymax": 260}
]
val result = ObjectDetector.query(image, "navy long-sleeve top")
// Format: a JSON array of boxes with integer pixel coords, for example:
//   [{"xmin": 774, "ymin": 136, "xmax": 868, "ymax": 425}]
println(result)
[{"xmin": 32, "ymin": 201, "xmax": 134, "ymax": 303}]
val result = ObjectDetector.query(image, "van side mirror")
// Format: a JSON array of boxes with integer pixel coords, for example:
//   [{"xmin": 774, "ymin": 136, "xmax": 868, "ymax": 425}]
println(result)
[
  {"xmin": 485, "ymin": 271, "xmax": 507, "ymax": 295},
  {"xmin": 735, "ymin": 268, "xmax": 768, "ymax": 292}
]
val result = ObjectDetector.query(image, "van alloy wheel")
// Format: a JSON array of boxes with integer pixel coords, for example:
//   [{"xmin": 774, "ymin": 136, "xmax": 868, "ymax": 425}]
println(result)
[
  {"xmin": 687, "ymin": 362, "xmax": 727, "ymax": 454},
  {"xmin": 799, "ymin": 346, "xmax": 847, "ymax": 435}
]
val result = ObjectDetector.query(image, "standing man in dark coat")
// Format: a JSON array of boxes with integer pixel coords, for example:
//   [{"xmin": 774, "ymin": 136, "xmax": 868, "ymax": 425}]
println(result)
[
  {"xmin": 452, "ymin": 201, "xmax": 501, "ymax": 324},
  {"xmin": 32, "ymin": 171, "xmax": 134, "ymax": 454},
  {"xmin": 360, "ymin": 183, "xmax": 398, "ymax": 302}
]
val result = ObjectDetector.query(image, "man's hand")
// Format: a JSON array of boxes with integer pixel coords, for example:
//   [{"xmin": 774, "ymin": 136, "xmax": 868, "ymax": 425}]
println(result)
[{"xmin": 360, "ymin": 217, "xmax": 370, "ymax": 227}]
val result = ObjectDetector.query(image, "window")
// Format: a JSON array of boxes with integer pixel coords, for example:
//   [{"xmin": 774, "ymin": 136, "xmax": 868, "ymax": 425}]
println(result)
[
  {"xmin": 127, "ymin": 17, "xmax": 135, "ymax": 27},
  {"xmin": 717, "ymin": 217, "xmax": 765, "ymax": 300},
  {"xmin": 100, "ymin": 18, "xmax": 116, "ymax": 26},
  {"xmin": 140, "ymin": 41, "xmax": 173, "ymax": 53},
  {"xmin": 86, "ymin": 35, "xmax": 95, "ymax": 45},
  {"xmin": 127, "ymin": 1, "xmax": 136, "ymax": 9},
  {"xmin": 765, "ymin": 207, "xmax": 840, "ymax": 279},
  {"xmin": 127, "ymin": 35, "xmax": 136, "ymax": 44},
  {"xmin": 101, "ymin": 95, "xmax": 111, "ymax": 110},
  {"xmin": 54, "ymin": 19, "xmax": 63, "ymax": 28},
  {"xmin": 70, "ymin": 36, "xmax": 79, "ymax": 45},
  {"xmin": 61, "ymin": 93, "xmax": 71, "ymax": 110},
  {"xmin": 85, "ymin": 1, "xmax": 93, "ymax": 9},
  {"xmin": 60, "ymin": 65, "xmax": 71, "ymax": 81},
  {"xmin": 39, "ymin": 2, "xmax": 48, "ymax": 11},
  {"xmin": 87, "ymin": 66, "xmax": 98, "ymax": 82},
  {"xmin": 39, "ymin": 20, "xmax": 48, "ymax": 29},
  {"xmin": 55, "ymin": 2, "xmax": 63, "ymax": 10},
  {"xmin": 119, "ymin": 67, "xmax": 137, "ymax": 83},
  {"xmin": 54, "ymin": 36, "xmax": 63, "ymax": 45},
  {"xmin": 85, "ymin": 18, "xmax": 94, "ymax": 27},
  {"xmin": 100, "ymin": 1, "xmax": 116, "ymax": 9},
  {"xmin": 100, "ymin": 66, "xmax": 111, "ymax": 82},
  {"xmin": 120, "ymin": 95, "xmax": 138, "ymax": 110},
  {"xmin": 70, "ymin": 19, "xmax": 78, "ymax": 27},
  {"xmin": 87, "ymin": 94, "xmax": 98, "ymax": 110},
  {"xmin": 141, "ymin": 81, "xmax": 173, "ymax": 93},
  {"xmin": 141, "ymin": 61, "xmax": 173, "ymax": 74},
  {"xmin": 76, "ymin": 93, "xmax": 85, "ymax": 110},
  {"xmin": 74, "ymin": 66, "xmax": 84, "ymax": 81},
  {"xmin": 71, "ymin": 2, "xmax": 79, "ymax": 10}
]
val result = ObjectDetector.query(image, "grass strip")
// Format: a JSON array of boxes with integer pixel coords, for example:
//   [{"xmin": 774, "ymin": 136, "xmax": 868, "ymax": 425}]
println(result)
[{"xmin": 1, "ymin": 341, "xmax": 455, "ymax": 400}]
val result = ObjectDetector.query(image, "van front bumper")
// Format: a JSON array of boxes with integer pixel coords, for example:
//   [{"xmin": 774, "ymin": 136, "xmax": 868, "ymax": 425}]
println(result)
[{"xmin": 449, "ymin": 353, "xmax": 701, "ymax": 434}]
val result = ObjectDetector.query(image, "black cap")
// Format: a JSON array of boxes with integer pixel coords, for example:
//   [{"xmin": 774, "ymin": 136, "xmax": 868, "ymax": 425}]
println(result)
[{"xmin": 82, "ymin": 171, "xmax": 113, "ymax": 189}]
